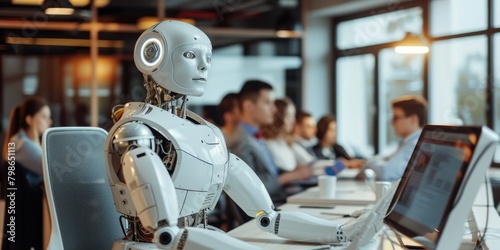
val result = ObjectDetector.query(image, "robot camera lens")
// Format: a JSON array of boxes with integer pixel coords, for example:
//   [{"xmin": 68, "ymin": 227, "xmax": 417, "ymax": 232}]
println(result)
[{"xmin": 144, "ymin": 42, "xmax": 160, "ymax": 63}]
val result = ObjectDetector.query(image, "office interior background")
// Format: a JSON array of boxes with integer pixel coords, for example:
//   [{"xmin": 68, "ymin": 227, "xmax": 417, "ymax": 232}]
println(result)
[{"xmin": 1, "ymin": 0, "xmax": 500, "ymax": 159}]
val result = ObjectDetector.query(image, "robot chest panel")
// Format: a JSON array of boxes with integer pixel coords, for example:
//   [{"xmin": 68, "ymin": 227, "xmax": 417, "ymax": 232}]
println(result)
[
  {"xmin": 129, "ymin": 105, "xmax": 228, "ymax": 215},
  {"xmin": 171, "ymin": 142, "xmax": 228, "ymax": 216},
  {"xmin": 131, "ymin": 105, "xmax": 227, "ymax": 166}
]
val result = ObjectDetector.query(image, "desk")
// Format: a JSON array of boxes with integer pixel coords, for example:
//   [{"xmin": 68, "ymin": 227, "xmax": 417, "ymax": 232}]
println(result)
[
  {"xmin": 228, "ymin": 181, "xmax": 500, "ymax": 250},
  {"xmin": 286, "ymin": 180, "xmax": 375, "ymax": 206}
]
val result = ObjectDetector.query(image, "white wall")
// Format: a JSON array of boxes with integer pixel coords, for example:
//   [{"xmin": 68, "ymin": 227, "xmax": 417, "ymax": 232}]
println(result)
[{"xmin": 189, "ymin": 46, "xmax": 301, "ymax": 105}]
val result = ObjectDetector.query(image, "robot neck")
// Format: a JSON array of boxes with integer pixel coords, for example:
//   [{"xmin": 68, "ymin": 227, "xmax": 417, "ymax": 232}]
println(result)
[{"xmin": 144, "ymin": 75, "xmax": 188, "ymax": 118}]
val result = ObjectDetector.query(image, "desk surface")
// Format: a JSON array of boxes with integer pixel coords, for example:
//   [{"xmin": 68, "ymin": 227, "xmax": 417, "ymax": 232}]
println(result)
[
  {"xmin": 286, "ymin": 179, "xmax": 375, "ymax": 206},
  {"xmin": 228, "ymin": 179, "xmax": 500, "ymax": 250}
]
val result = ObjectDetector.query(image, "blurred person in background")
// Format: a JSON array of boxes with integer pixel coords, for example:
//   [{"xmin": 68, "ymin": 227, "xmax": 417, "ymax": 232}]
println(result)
[
  {"xmin": 2, "ymin": 96, "xmax": 52, "ymax": 250},
  {"xmin": 361, "ymin": 95, "xmax": 427, "ymax": 181},
  {"xmin": 262, "ymin": 98, "xmax": 315, "ymax": 173},
  {"xmin": 312, "ymin": 114, "xmax": 365, "ymax": 168},
  {"xmin": 293, "ymin": 110, "xmax": 318, "ymax": 155},
  {"xmin": 217, "ymin": 92, "xmax": 241, "ymax": 148},
  {"xmin": 229, "ymin": 80, "xmax": 312, "ymax": 205}
]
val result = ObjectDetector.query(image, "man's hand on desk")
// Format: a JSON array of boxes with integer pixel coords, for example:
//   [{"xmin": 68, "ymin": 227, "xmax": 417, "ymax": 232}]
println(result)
[
  {"xmin": 342, "ymin": 158, "xmax": 366, "ymax": 169},
  {"xmin": 279, "ymin": 165, "xmax": 314, "ymax": 185}
]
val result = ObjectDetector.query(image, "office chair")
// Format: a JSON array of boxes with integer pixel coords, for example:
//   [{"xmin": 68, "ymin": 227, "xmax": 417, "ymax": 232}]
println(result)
[{"xmin": 42, "ymin": 127, "xmax": 124, "ymax": 249}]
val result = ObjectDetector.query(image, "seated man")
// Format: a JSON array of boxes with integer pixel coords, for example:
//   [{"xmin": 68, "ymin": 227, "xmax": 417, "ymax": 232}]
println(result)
[
  {"xmin": 229, "ymin": 80, "xmax": 313, "ymax": 205},
  {"xmin": 362, "ymin": 95, "xmax": 428, "ymax": 181},
  {"xmin": 293, "ymin": 111, "xmax": 317, "ymax": 155}
]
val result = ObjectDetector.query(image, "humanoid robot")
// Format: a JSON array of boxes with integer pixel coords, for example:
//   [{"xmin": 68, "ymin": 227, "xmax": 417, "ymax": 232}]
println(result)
[{"xmin": 104, "ymin": 20, "xmax": 391, "ymax": 250}]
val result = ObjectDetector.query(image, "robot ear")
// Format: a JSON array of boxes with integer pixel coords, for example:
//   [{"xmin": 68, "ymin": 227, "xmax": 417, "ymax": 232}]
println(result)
[{"xmin": 134, "ymin": 30, "xmax": 167, "ymax": 75}]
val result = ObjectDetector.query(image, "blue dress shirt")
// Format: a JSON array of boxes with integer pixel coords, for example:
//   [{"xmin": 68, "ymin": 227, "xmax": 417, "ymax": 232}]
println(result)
[
  {"xmin": 365, "ymin": 129, "xmax": 422, "ymax": 182},
  {"xmin": 240, "ymin": 122, "xmax": 279, "ymax": 177}
]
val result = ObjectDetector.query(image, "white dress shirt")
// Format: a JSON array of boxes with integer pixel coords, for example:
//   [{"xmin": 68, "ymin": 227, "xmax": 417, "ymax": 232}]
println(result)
[{"xmin": 265, "ymin": 138, "xmax": 315, "ymax": 172}]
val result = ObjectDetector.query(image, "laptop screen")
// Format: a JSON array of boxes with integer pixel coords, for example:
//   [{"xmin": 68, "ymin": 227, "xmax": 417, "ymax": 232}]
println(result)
[{"xmin": 384, "ymin": 125, "xmax": 486, "ymax": 247}]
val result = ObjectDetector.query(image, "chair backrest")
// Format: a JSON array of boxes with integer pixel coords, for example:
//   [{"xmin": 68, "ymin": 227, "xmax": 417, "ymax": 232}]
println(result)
[{"xmin": 42, "ymin": 127, "xmax": 123, "ymax": 250}]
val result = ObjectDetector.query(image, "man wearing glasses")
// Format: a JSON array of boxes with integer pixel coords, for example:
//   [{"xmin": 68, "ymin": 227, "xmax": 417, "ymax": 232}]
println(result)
[{"xmin": 362, "ymin": 95, "xmax": 428, "ymax": 181}]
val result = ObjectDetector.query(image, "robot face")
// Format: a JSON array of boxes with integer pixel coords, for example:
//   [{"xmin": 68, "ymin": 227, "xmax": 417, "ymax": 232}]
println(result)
[
  {"xmin": 134, "ymin": 20, "xmax": 212, "ymax": 96},
  {"xmin": 171, "ymin": 43, "xmax": 212, "ymax": 96}
]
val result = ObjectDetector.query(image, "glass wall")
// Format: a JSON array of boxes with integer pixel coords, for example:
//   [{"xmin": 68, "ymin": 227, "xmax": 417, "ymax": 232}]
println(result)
[
  {"xmin": 494, "ymin": 33, "xmax": 500, "ymax": 133},
  {"xmin": 379, "ymin": 48, "xmax": 424, "ymax": 152},
  {"xmin": 334, "ymin": 0, "xmax": 500, "ymax": 154},
  {"xmin": 336, "ymin": 54, "xmax": 375, "ymax": 156},
  {"xmin": 429, "ymin": 36, "xmax": 487, "ymax": 126},
  {"xmin": 430, "ymin": 0, "xmax": 487, "ymax": 36}
]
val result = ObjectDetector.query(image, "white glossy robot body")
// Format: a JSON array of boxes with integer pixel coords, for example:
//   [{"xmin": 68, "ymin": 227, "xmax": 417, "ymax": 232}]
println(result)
[
  {"xmin": 105, "ymin": 103, "xmax": 261, "ymax": 249},
  {"xmin": 104, "ymin": 102, "xmax": 348, "ymax": 247},
  {"xmin": 106, "ymin": 102, "xmax": 227, "ymax": 218},
  {"xmin": 103, "ymin": 20, "xmax": 390, "ymax": 249}
]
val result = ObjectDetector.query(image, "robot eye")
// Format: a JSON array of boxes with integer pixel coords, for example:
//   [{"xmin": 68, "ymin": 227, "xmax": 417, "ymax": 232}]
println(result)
[
  {"xmin": 183, "ymin": 51, "xmax": 196, "ymax": 59},
  {"xmin": 206, "ymin": 55, "xmax": 211, "ymax": 63},
  {"xmin": 143, "ymin": 42, "xmax": 160, "ymax": 63}
]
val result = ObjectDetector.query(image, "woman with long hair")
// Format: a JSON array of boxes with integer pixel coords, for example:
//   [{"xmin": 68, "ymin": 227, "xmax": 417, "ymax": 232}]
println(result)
[
  {"xmin": 262, "ymin": 98, "xmax": 315, "ymax": 172},
  {"xmin": 2, "ymin": 96, "xmax": 52, "ymax": 175},
  {"xmin": 312, "ymin": 114, "xmax": 364, "ymax": 168},
  {"xmin": 2, "ymin": 96, "xmax": 52, "ymax": 250}
]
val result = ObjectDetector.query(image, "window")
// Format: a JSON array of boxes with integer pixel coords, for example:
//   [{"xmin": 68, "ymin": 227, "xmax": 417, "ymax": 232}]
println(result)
[
  {"xmin": 494, "ymin": 33, "xmax": 500, "ymax": 133},
  {"xmin": 336, "ymin": 54, "xmax": 375, "ymax": 156},
  {"xmin": 337, "ymin": 7, "xmax": 422, "ymax": 50},
  {"xmin": 430, "ymin": 0, "xmax": 487, "ymax": 36},
  {"xmin": 379, "ymin": 48, "xmax": 424, "ymax": 152},
  {"xmin": 429, "ymin": 36, "xmax": 487, "ymax": 126},
  {"xmin": 334, "ymin": 0, "xmax": 498, "ymax": 155},
  {"xmin": 495, "ymin": 0, "xmax": 500, "ymax": 28}
]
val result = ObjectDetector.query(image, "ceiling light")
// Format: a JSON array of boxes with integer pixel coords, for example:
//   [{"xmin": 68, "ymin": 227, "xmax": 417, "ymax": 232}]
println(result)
[
  {"xmin": 43, "ymin": 0, "xmax": 74, "ymax": 15},
  {"xmin": 274, "ymin": 9, "xmax": 302, "ymax": 38},
  {"xmin": 394, "ymin": 32, "xmax": 429, "ymax": 54}
]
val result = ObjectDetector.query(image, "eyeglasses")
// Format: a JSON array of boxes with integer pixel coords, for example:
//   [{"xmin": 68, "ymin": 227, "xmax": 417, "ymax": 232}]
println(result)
[{"xmin": 391, "ymin": 114, "xmax": 410, "ymax": 122}]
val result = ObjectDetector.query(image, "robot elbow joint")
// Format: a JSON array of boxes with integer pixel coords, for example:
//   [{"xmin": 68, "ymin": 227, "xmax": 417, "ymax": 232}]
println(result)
[
  {"xmin": 256, "ymin": 210, "xmax": 279, "ymax": 234},
  {"xmin": 154, "ymin": 226, "xmax": 180, "ymax": 249}
]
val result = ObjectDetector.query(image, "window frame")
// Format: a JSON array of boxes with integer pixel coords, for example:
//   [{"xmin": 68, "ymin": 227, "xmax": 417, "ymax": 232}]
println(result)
[{"xmin": 332, "ymin": 0, "xmax": 499, "ymax": 154}]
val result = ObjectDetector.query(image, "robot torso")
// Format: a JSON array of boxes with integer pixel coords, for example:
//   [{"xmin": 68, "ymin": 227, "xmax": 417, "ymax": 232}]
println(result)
[{"xmin": 105, "ymin": 102, "xmax": 228, "ymax": 218}]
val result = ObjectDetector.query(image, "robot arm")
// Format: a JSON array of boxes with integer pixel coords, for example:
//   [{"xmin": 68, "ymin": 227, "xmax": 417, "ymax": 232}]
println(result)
[
  {"xmin": 224, "ymin": 153, "xmax": 399, "ymax": 246},
  {"xmin": 224, "ymin": 153, "xmax": 345, "ymax": 244}
]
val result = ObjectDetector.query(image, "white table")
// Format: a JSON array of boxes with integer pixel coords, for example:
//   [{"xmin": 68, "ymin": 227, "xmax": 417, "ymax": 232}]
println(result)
[
  {"xmin": 228, "ymin": 180, "xmax": 500, "ymax": 250},
  {"xmin": 286, "ymin": 179, "xmax": 375, "ymax": 206}
]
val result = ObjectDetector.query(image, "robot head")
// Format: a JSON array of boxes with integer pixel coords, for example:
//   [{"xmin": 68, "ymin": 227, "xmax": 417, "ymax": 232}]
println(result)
[{"xmin": 134, "ymin": 20, "xmax": 212, "ymax": 96}]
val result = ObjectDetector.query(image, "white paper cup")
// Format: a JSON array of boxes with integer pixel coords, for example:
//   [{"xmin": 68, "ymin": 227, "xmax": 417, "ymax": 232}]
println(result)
[
  {"xmin": 318, "ymin": 175, "xmax": 337, "ymax": 198},
  {"xmin": 375, "ymin": 181, "xmax": 392, "ymax": 201}
]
